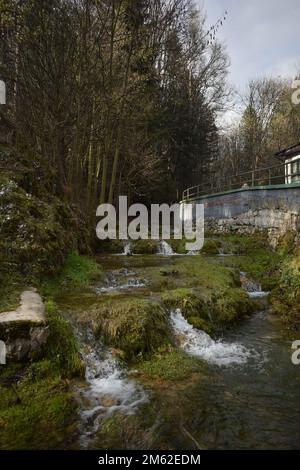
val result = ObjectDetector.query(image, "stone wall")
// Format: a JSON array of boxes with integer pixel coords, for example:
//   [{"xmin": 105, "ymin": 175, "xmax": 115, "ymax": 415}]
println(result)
[{"xmin": 182, "ymin": 185, "xmax": 300, "ymax": 247}]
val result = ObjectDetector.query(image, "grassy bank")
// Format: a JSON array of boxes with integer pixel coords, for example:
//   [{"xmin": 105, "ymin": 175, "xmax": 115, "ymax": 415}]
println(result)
[
  {"xmin": 271, "ymin": 252, "xmax": 300, "ymax": 329},
  {"xmin": 0, "ymin": 251, "xmax": 102, "ymax": 449},
  {"xmin": 0, "ymin": 301, "xmax": 83, "ymax": 449}
]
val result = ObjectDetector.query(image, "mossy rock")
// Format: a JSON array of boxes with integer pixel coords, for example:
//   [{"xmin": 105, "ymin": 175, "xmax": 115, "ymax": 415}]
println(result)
[
  {"xmin": 162, "ymin": 285, "xmax": 254, "ymax": 333},
  {"xmin": 94, "ymin": 298, "xmax": 172, "ymax": 360},
  {"xmin": 97, "ymin": 239, "xmax": 125, "ymax": 254},
  {"xmin": 133, "ymin": 239, "xmax": 158, "ymax": 255},
  {"xmin": 44, "ymin": 300, "xmax": 84, "ymax": 377},
  {"xmin": 0, "ymin": 300, "xmax": 83, "ymax": 449},
  {"xmin": 168, "ymin": 238, "xmax": 187, "ymax": 254},
  {"xmin": 209, "ymin": 288, "xmax": 255, "ymax": 326},
  {"xmin": 162, "ymin": 289, "xmax": 214, "ymax": 334},
  {"xmin": 162, "ymin": 288, "xmax": 205, "ymax": 317},
  {"xmin": 0, "ymin": 173, "xmax": 91, "ymax": 285},
  {"xmin": 219, "ymin": 233, "xmax": 269, "ymax": 256},
  {"xmin": 201, "ymin": 239, "xmax": 222, "ymax": 255},
  {"xmin": 136, "ymin": 349, "xmax": 207, "ymax": 381}
]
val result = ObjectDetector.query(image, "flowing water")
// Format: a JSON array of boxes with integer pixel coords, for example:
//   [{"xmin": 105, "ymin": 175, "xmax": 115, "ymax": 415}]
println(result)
[
  {"xmin": 167, "ymin": 271, "xmax": 300, "ymax": 449},
  {"xmin": 170, "ymin": 309, "xmax": 255, "ymax": 367},
  {"xmin": 122, "ymin": 242, "xmax": 133, "ymax": 256},
  {"xmin": 240, "ymin": 271, "xmax": 269, "ymax": 299},
  {"xmin": 61, "ymin": 253, "xmax": 300, "ymax": 449},
  {"xmin": 76, "ymin": 329, "xmax": 147, "ymax": 448},
  {"xmin": 181, "ymin": 310, "xmax": 300, "ymax": 449},
  {"xmin": 157, "ymin": 240, "xmax": 175, "ymax": 256}
]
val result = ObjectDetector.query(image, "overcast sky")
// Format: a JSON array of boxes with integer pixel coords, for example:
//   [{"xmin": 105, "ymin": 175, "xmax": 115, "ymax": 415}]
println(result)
[{"xmin": 201, "ymin": 0, "xmax": 299, "ymax": 92}]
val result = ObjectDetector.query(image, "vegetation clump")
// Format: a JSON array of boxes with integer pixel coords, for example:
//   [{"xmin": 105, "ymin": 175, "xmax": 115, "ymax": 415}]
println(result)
[
  {"xmin": 271, "ymin": 254, "xmax": 300, "ymax": 328},
  {"xmin": 0, "ymin": 301, "xmax": 83, "ymax": 449},
  {"xmin": 200, "ymin": 239, "xmax": 222, "ymax": 255},
  {"xmin": 94, "ymin": 298, "xmax": 172, "ymax": 361},
  {"xmin": 136, "ymin": 349, "xmax": 207, "ymax": 382},
  {"xmin": 162, "ymin": 286, "xmax": 254, "ymax": 334},
  {"xmin": 42, "ymin": 251, "xmax": 102, "ymax": 297}
]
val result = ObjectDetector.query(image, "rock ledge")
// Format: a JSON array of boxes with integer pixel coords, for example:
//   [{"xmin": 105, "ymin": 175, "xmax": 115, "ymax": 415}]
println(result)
[{"xmin": 0, "ymin": 289, "xmax": 49, "ymax": 362}]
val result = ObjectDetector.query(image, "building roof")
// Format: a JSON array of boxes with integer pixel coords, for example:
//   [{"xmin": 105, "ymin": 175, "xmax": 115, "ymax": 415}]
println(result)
[{"xmin": 275, "ymin": 143, "xmax": 300, "ymax": 160}]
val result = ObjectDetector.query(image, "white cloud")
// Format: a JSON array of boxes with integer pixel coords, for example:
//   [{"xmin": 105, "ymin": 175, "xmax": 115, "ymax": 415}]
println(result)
[{"xmin": 201, "ymin": 0, "xmax": 300, "ymax": 90}]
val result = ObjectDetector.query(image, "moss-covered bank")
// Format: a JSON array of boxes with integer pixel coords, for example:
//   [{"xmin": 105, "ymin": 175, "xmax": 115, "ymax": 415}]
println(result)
[
  {"xmin": 0, "ymin": 301, "xmax": 83, "ymax": 449},
  {"xmin": 0, "ymin": 145, "xmax": 93, "ymax": 311},
  {"xmin": 0, "ymin": 249, "xmax": 103, "ymax": 449},
  {"xmin": 271, "ymin": 252, "xmax": 300, "ymax": 329},
  {"xmin": 93, "ymin": 298, "xmax": 172, "ymax": 361}
]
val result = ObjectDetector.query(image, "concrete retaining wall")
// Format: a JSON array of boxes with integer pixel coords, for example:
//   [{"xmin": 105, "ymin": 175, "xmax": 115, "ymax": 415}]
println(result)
[{"xmin": 181, "ymin": 184, "xmax": 300, "ymax": 246}]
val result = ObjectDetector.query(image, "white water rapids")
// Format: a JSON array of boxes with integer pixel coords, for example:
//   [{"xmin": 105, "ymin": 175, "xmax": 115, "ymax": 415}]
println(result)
[
  {"xmin": 157, "ymin": 241, "xmax": 175, "ymax": 255},
  {"xmin": 170, "ymin": 309, "xmax": 253, "ymax": 366},
  {"xmin": 77, "ymin": 330, "xmax": 147, "ymax": 447}
]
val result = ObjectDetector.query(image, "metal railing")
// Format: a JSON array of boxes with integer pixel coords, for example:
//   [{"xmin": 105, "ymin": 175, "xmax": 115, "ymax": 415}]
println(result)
[{"xmin": 182, "ymin": 161, "xmax": 300, "ymax": 201}]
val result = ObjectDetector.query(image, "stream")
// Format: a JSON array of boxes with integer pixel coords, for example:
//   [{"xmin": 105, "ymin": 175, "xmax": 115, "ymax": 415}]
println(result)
[
  {"xmin": 76, "ymin": 328, "xmax": 147, "ymax": 448},
  {"xmin": 186, "ymin": 310, "xmax": 300, "ymax": 449},
  {"xmin": 58, "ymin": 247, "xmax": 300, "ymax": 450}
]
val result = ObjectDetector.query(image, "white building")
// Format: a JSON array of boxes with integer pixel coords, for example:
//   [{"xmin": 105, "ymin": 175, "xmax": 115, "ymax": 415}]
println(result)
[{"xmin": 275, "ymin": 143, "xmax": 300, "ymax": 184}]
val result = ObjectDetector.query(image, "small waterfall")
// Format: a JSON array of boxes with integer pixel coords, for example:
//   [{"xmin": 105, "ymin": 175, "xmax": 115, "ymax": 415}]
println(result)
[
  {"xmin": 77, "ymin": 329, "xmax": 147, "ymax": 447},
  {"xmin": 157, "ymin": 241, "xmax": 175, "ymax": 256},
  {"xmin": 218, "ymin": 247, "xmax": 237, "ymax": 257},
  {"xmin": 240, "ymin": 272, "xmax": 269, "ymax": 299},
  {"xmin": 123, "ymin": 242, "xmax": 132, "ymax": 256},
  {"xmin": 95, "ymin": 268, "xmax": 146, "ymax": 294},
  {"xmin": 170, "ymin": 309, "xmax": 252, "ymax": 366},
  {"xmin": 95, "ymin": 278, "xmax": 146, "ymax": 294}
]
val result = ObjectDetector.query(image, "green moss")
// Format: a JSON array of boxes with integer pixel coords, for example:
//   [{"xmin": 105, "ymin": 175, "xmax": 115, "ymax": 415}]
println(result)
[
  {"xmin": 133, "ymin": 239, "xmax": 158, "ymax": 254},
  {"xmin": 276, "ymin": 232, "xmax": 298, "ymax": 257},
  {"xmin": 208, "ymin": 233, "xmax": 283, "ymax": 292},
  {"xmin": 97, "ymin": 239, "xmax": 125, "ymax": 254},
  {"xmin": 0, "ymin": 167, "xmax": 93, "ymax": 314},
  {"xmin": 136, "ymin": 349, "xmax": 206, "ymax": 381},
  {"xmin": 162, "ymin": 288, "xmax": 209, "ymax": 329},
  {"xmin": 142, "ymin": 255, "xmax": 239, "ymax": 294},
  {"xmin": 0, "ymin": 285, "xmax": 23, "ymax": 313},
  {"xmin": 0, "ymin": 173, "xmax": 91, "ymax": 284},
  {"xmin": 44, "ymin": 300, "xmax": 84, "ymax": 377},
  {"xmin": 210, "ymin": 288, "xmax": 255, "ymax": 325},
  {"xmin": 0, "ymin": 301, "xmax": 83, "ymax": 449},
  {"xmin": 94, "ymin": 298, "xmax": 172, "ymax": 361},
  {"xmin": 218, "ymin": 233, "xmax": 269, "ymax": 255},
  {"xmin": 271, "ymin": 254, "xmax": 300, "ymax": 328},
  {"xmin": 201, "ymin": 239, "xmax": 222, "ymax": 255},
  {"xmin": 57, "ymin": 251, "xmax": 102, "ymax": 286},
  {"xmin": 41, "ymin": 251, "xmax": 102, "ymax": 297},
  {"xmin": 0, "ymin": 366, "xmax": 77, "ymax": 449},
  {"xmin": 162, "ymin": 285, "xmax": 254, "ymax": 333},
  {"xmin": 168, "ymin": 238, "xmax": 187, "ymax": 254},
  {"xmin": 187, "ymin": 316, "xmax": 213, "ymax": 334}
]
